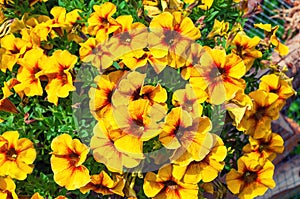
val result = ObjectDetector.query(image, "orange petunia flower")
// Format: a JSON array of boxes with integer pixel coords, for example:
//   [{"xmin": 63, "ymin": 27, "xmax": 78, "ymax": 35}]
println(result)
[
  {"xmin": 0, "ymin": 176, "xmax": 18, "ymax": 199},
  {"xmin": 45, "ymin": 50, "xmax": 77, "ymax": 105},
  {"xmin": 243, "ymin": 131, "xmax": 284, "ymax": 161},
  {"xmin": 14, "ymin": 48, "xmax": 47, "ymax": 96},
  {"xmin": 91, "ymin": 120, "xmax": 143, "ymax": 172},
  {"xmin": 172, "ymin": 134, "xmax": 227, "ymax": 183},
  {"xmin": 30, "ymin": 192, "xmax": 44, "ymax": 199},
  {"xmin": 0, "ymin": 81, "xmax": 18, "ymax": 114},
  {"xmin": 0, "ymin": 131, "xmax": 36, "ymax": 180},
  {"xmin": 226, "ymin": 154, "xmax": 275, "ymax": 199},
  {"xmin": 50, "ymin": 134, "xmax": 90, "ymax": 190},
  {"xmin": 190, "ymin": 48, "xmax": 246, "ymax": 105},
  {"xmin": 86, "ymin": 2, "xmax": 120, "ymax": 36},
  {"xmin": 143, "ymin": 164, "xmax": 199, "ymax": 199},
  {"xmin": 149, "ymin": 11, "xmax": 201, "ymax": 68},
  {"xmin": 238, "ymin": 90, "xmax": 280, "ymax": 138},
  {"xmin": 231, "ymin": 32, "xmax": 262, "ymax": 70},
  {"xmin": 89, "ymin": 71, "xmax": 124, "ymax": 120},
  {"xmin": 80, "ymin": 170, "xmax": 125, "ymax": 196}
]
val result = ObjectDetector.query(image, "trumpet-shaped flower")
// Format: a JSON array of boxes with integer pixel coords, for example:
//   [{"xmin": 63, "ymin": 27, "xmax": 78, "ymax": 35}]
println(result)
[
  {"xmin": 91, "ymin": 120, "xmax": 143, "ymax": 172},
  {"xmin": 149, "ymin": 11, "xmax": 201, "ymax": 68},
  {"xmin": 259, "ymin": 74, "xmax": 295, "ymax": 109},
  {"xmin": 231, "ymin": 32, "xmax": 262, "ymax": 70},
  {"xmin": 143, "ymin": 164, "xmax": 199, "ymax": 199},
  {"xmin": 238, "ymin": 90, "xmax": 280, "ymax": 138},
  {"xmin": 14, "ymin": 48, "xmax": 47, "ymax": 96},
  {"xmin": 50, "ymin": 134, "xmax": 90, "ymax": 190},
  {"xmin": 86, "ymin": 2, "xmax": 120, "ymax": 36},
  {"xmin": 207, "ymin": 19, "xmax": 229, "ymax": 39},
  {"xmin": 80, "ymin": 171, "xmax": 125, "ymax": 196},
  {"xmin": 226, "ymin": 154, "xmax": 275, "ymax": 199},
  {"xmin": 0, "ymin": 81, "xmax": 18, "ymax": 114},
  {"xmin": 198, "ymin": 0, "xmax": 214, "ymax": 10},
  {"xmin": 0, "ymin": 176, "xmax": 18, "ymax": 199},
  {"xmin": 45, "ymin": 50, "xmax": 77, "ymax": 105},
  {"xmin": 172, "ymin": 134, "xmax": 226, "ymax": 183},
  {"xmin": 172, "ymin": 84, "xmax": 207, "ymax": 118},
  {"xmin": 243, "ymin": 131, "xmax": 284, "ymax": 161},
  {"xmin": 190, "ymin": 48, "xmax": 246, "ymax": 105},
  {"xmin": 108, "ymin": 15, "xmax": 147, "ymax": 59},
  {"xmin": 89, "ymin": 71, "xmax": 124, "ymax": 120},
  {"xmin": 0, "ymin": 131, "xmax": 36, "ymax": 180}
]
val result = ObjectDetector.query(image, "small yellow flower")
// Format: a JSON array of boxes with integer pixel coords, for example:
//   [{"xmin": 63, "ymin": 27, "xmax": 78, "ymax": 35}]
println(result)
[
  {"xmin": 87, "ymin": 2, "xmax": 120, "ymax": 36},
  {"xmin": 31, "ymin": 192, "xmax": 44, "ymax": 199},
  {"xmin": 143, "ymin": 164, "xmax": 199, "ymax": 199},
  {"xmin": 50, "ymin": 134, "xmax": 90, "ymax": 190},
  {"xmin": 243, "ymin": 131, "xmax": 284, "ymax": 161},
  {"xmin": 226, "ymin": 154, "xmax": 275, "ymax": 199},
  {"xmin": 0, "ymin": 176, "xmax": 18, "ymax": 199},
  {"xmin": 14, "ymin": 48, "xmax": 47, "ymax": 96},
  {"xmin": 207, "ymin": 19, "xmax": 229, "ymax": 39},
  {"xmin": 238, "ymin": 90, "xmax": 280, "ymax": 138},
  {"xmin": 198, "ymin": 0, "xmax": 214, "ymax": 10},
  {"xmin": 80, "ymin": 171, "xmax": 125, "ymax": 196},
  {"xmin": 45, "ymin": 50, "xmax": 77, "ymax": 105},
  {"xmin": 190, "ymin": 48, "xmax": 246, "ymax": 105},
  {"xmin": 254, "ymin": 23, "xmax": 289, "ymax": 56},
  {"xmin": 172, "ymin": 134, "xmax": 226, "ymax": 183},
  {"xmin": 149, "ymin": 11, "xmax": 201, "ymax": 68},
  {"xmin": 0, "ymin": 131, "xmax": 36, "ymax": 180},
  {"xmin": 231, "ymin": 32, "xmax": 262, "ymax": 70},
  {"xmin": 0, "ymin": 81, "xmax": 18, "ymax": 114},
  {"xmin": 91, "ymin": 120, "xmax": 143, "ymax": 172}
]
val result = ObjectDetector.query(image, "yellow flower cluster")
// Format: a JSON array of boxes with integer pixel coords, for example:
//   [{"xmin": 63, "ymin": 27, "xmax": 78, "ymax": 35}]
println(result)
[{"xmin": 0, "ymin": 1, "xmax": 295, "ymax": 199}]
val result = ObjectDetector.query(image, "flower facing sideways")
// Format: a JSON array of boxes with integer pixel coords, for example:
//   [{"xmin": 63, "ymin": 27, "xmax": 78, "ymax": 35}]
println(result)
[
  {"xmin": 0, "ymin": 131, "xmax": 36, "ymax": 180},
  {"xmin": 0, "ymin": 176, "xmax": 18, "ymax": 199},
  {"xmin": 80, "ymin": 170, "xmax": 125, "ymax": 196},
  {"xmin": 50, "ymin": 134, "xmax": 90, "ymax": 190}
]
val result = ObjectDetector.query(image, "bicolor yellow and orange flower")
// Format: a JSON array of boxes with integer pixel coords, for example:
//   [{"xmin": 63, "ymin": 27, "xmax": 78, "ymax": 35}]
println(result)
[
  {"xmin": 243, "ymin": 131, "xmax": 284, "ymax": 161},
  {"xmin": 50, "ymin": 134, "xmax": 90, "ymax": 190},
  {"xmin": 0, "ymin": 131, "xmax": 36, "ymax": 180},
  {"xmin": 143, "ymin": 164, "xmax": 199, "ymax": 199},
  {"xmin": 0, "ymin": 176, "xmax": 18, "ymax": 199},
  {"xmin": 226, "ymin": 154, "xmax": 276, "ymax": 199},
  {"xmin": 80, "ymin": 170, "xmax": 125, "ymax": 196},
  {"xmin": 190, "ymin": 48, "xmax": 246, "ymax": 105},
  {"xmin": 238, "ymin": 90, "xmax": 280, "ymax": 138}
]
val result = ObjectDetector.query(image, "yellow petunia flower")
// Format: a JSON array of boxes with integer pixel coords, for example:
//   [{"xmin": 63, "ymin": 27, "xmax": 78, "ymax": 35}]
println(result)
[
  {"xmin": 231, "ymin": 32, "xmax": 262, "ymax": 70},
  {"xmin": 80, "ymin": 170, "xmax": 125, "ymax": 196},
  {"xmin": 149, "ymin": 11, "xmax": 201, "ymax": 68},
  {"xmin": 89, "ymin": 71, "xmax": 124, "ymax": 120},
  {"xmin": 172, "ymin": 134, "xmax": 226, "ymax": 183},
  {"xmin": 91, "ymin": 120, "xmax": 143, "ymax": 172},
  {"xmin": 259, "ymin": 74, "xmax": 295, "ymax": 110},
  {"xmin": 243, "ymin": 131, "xmax": 284, "ymax": 161},
  {"xmin": 0, "ymin": 81, "xmax": 18, "ymax": 114},
  {"xmin": 207, "ymin": 19, "xmax": 229, "ymax": 39},
  {"xmin": 108, "ymin": 15, "xmax": 148, "ymax": 59},
  {"xmin": 0, "ymin": 33, "xmax": 30, "ymax": 72},
  {"xmin": 121, "ymin": 48, "xmax": 168, "ymax": 73},
  {"xmin": 254, "ymin": 23, "xmax": 289, "ymax": 56},
  {"xmin": 226, "ymin": 154, "xmax": 275, "ymax": 199},
  {"xmin": 143, "ymin": 164, "xmax": 199, "ymax": 199},
  {"xmin": 198, "ymin": 0, "xmax": 214, "ymax": 10},
  {"xmin": 86, "ymin": 2, "xmax": 120, "ymax": 36},
  {"xmin": 172, "ymin": 84, "xmax": 207, "ymax": 118},
  {"xmin": 50, "ymin": 134, "xmax": 90, "ymax": 190},
  {"xmin": 190, "ymin": 48, "xmax": 246, "ymax": 105},
  {"xmin": 238, "ymin": 90, "xmax": 280, "ymax": 138},
  {"xmin": 31, "ymin": 192, "xmax": 44, "ymax": 199},
  {"xmin": 0, "ymin": 131, "xmax": 36, "ymax": 180},
  {"xmin": 45, "ymin": 50, "xmax": 77, "ymax": 105},
  {"xmin": 0, "ymin": 176, "xmax": 18, "ymax": 199},
  {"xmin": 14, "ymin": 48, "xmax": 47, "ymax": 96}
]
